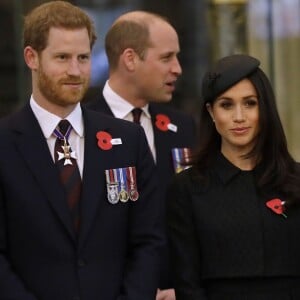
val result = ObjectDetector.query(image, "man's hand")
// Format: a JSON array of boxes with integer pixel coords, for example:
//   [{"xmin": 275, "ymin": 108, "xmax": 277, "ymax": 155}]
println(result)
[{"xmin": 156, "ymin": 288, "xmax": 176, "ymax": 300}]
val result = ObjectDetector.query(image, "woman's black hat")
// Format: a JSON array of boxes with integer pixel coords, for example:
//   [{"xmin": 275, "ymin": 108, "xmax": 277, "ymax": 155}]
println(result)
[{"xmin": 202, "ymin": 54, "xmax": 260, "ymax": 103}]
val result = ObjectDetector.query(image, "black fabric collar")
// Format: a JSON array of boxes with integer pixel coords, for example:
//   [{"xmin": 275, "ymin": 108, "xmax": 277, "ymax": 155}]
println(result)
[{"xmin": 213, "ymin": 152, "xmax": 245, "ymax": 185}]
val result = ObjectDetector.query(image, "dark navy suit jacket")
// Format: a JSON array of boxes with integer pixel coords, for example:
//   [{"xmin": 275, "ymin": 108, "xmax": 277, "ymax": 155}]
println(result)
[
  {"xmin": 0, "ymin": 104, "xmax": 164, "ymax": 300},
  {"xmin": 85, "ymin": 93, "xmax": 197, "ymax": 289}
]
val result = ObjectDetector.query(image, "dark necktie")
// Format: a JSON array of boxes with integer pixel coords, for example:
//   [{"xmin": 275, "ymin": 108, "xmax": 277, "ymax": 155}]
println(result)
[
  {"xmin": 131, "ymin": 108, "xmax": 143, "ymax": 124},
  {"xmin": 54, "ymin": 120, "xmax": 82, "ymax": 231}
]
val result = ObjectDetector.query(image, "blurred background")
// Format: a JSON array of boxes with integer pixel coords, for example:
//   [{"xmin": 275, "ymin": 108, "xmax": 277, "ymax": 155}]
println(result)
[{"xmin": 1, "ymin": 0, "xmax": 300, "ymax": 159}]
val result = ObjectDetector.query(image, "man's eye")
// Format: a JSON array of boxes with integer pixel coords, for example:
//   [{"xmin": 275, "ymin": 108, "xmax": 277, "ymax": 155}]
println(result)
[
  {"xmin": 79, "ymin": 55, "xmax": 90, "ymax": 61},
  {"xmin": 161, "ymin": 54, "xmax": 172, "ymax": 61}
]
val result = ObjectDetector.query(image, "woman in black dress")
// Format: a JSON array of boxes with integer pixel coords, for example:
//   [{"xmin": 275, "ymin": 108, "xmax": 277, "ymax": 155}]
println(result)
[{"xmin": 167, "ymin": 54, "xmax": 300, "ymax": 300}]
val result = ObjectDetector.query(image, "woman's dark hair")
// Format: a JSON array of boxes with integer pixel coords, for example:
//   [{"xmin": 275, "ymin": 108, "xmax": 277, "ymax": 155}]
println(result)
[{"xmin": 193, "ymin": 68, "xmax": 300, "ymax": 205}]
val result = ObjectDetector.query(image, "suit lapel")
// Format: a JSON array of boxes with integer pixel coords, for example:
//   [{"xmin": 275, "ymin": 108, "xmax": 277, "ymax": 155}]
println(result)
[
  {"xmin": 14, "ymin": 105, "xmax": 76, "ymax": 241},
  {"xmin": 78, "ymin": 109, "xmax": 107, "ymax": 248},
  {"xmin": 149, "ymin": 105, "xmax": 172, "ymax": 167}
]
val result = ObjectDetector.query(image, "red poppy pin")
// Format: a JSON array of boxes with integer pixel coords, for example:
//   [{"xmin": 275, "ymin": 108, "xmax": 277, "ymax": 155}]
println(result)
[
  {"xmin": 155, "ymin": 114, "xmax": 177, "ymax": 132},
  {"xmin": 266, "ymin": 198, "xmax": 287, "ymax": 218},
  {"xmin": 96, "ymin": 131, "xmax": 122, "ymax": 150}
]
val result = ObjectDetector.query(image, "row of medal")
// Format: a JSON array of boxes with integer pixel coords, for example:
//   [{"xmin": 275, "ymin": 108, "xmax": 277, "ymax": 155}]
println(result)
[
  {"xmin": 105, "ymin": 166, "xmax": 139, "ymax": 204},
  {"xmin": 171, "ymin": 147, "xmax": 192, "ymax": 174},
  {"xmin": 105, "ymin": 148, "xmax": 191, "ymax": 204}
]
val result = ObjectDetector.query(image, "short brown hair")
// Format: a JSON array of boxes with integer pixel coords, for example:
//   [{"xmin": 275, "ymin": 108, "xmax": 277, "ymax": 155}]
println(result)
[
  {"xmin": 105, "ymin": 11, "xmax": 168, "ymax": 70},
  {"xmin": 23, "ymin": 1, "xmax": 97, "ymax": 52}
]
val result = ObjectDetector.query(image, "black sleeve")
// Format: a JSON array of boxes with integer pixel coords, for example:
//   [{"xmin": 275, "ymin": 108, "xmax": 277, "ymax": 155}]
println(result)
[{"xmin": 166, "ymin": 172, "xmax": 208, "ymax": 300}]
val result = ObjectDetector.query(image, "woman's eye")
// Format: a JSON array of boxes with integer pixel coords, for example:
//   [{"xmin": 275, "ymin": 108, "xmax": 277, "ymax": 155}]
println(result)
[
  {"xmin": 245, "ymin": 99, "xmax": 258, "ymax": 107},
  {"xmin": 220, "ymin": 102, "xmax": 232, "ymax": 109}
]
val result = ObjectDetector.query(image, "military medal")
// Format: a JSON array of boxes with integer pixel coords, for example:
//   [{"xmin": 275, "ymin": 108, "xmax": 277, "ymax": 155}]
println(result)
[
  {"xmin": 172, "ymin": 148, "xmax": 182, "ymax": 173},
  {"xmin": 57, "ymin": 137, "xmax": 77, "ymax": 165},
  {"xmin": 105, "ymin": 169, "xmax": 119, "ymax": 204},
  {"xmin": 129, "ymin": 189, "xmax": 139, "ymax": 201},
  {"xmin": 107, "ymin": 183, "xmax": 119, "ymax": 204},
  {"xmin": 119, "ymin": 189, "xmax": 129, "ymax": 202},
  {"xmin": 105, "ymin": 167, "xmax": 139, "ymax": 204},
  {"xmin": 118, "ymin": 168, "xmax": 129, "ymax": 202},
  {"xmin": 127, "ymin": 167, "xmax": 139, "ymax": 201},
  {"xmin": 53, "ymin": 126, "xmax": 77, "ymax": 166},
  {"xmin": 171, "ymin": 148, "xmax": 192, "ymax": 174}
]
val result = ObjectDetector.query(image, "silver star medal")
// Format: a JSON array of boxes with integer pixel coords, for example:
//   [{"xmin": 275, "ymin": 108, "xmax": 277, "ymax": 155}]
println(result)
[{"xmin": 57, "ymin": 139, "xmax": 77, "ymax": 166}]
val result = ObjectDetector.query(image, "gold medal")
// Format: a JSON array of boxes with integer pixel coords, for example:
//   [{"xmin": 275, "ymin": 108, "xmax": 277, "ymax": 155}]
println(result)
[{"xmin": 119, "ymin": 189, "xmax": 129, "ymax": 202}]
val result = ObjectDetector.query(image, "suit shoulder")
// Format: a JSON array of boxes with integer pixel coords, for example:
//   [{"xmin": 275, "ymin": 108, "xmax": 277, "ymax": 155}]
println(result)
[
  {"xmin": 83, "ymin": 108, "xmax": 142, "ymax": 131},
  {"xmin": 0, "ymin": 110, "xmax": 27, "ymax": 146},
  {"xmin": 150, "ymin": 103, "xmax": 195, "ymax": 122},
  {"xmin": 0, "ymin": 110, "xmax": 22, "ymax": 130},
  {"xmin": 81, "ymin": 87, "xmax": 103, "ymax": 105}
]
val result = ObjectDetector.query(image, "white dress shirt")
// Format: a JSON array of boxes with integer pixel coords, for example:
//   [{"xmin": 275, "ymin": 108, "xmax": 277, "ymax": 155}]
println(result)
[
  {"xmin": 30, "ymin": 96, "xmax": 85, "ymax": 177},
  {"xmin": 103, "ymin": 80, "xmax": 156, "ymax": 161}
]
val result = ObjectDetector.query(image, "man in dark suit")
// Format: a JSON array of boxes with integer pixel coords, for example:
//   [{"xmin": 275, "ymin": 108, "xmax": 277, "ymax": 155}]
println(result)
[
  {"xmin": 85, "ymin": 11, "xmax": 196, "ymax": 300},
  {"xmin": 0, "ymin": 2, "xmax": 164, "ymax": 300}
]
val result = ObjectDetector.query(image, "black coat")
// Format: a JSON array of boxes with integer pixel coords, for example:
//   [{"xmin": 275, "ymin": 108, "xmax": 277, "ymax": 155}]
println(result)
[
  {"xmin": 85, "ymin": 93, "xmax": 197, "ymax": 289},
  {"xmin": 0, "ymin": 105, "xmax": 164, "ymax": 300},
  {"xmin": 167, "ymin": 153, "xmax": 300, "ymax": 300}
]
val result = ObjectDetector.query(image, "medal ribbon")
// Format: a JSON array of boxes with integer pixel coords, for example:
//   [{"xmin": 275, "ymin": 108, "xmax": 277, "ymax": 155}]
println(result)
[
  {"xmin": 127, "ymin": 167, "xmax": 136, "ymax": 187},
  {"xmin": 126, "ymin": 167, "xmax": 139, "ymax": 201},
  {"xmin": 117, "ymin": 168, "xmax": 129, "ymax": 193},
  {"xmin": 171, "ymin": 148, "xmax": 192, "ymax": 174},
  {"xmin": 53, "ymin": 124, "xmax": 72, "ymax": 141}
]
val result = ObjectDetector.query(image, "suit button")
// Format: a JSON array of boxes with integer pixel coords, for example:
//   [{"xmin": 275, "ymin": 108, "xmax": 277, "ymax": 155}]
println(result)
[{"xmin": 78, "ymin": 259, "xmax": 86, "ymax": 267}]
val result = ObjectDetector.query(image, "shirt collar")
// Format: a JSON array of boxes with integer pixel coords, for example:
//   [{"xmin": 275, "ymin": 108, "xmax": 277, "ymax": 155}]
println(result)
[
  {"xmin": 30, "ymin": 95, "xmax": 84, "ymax": 138},
  {"xmin": 103, "ymin": 80, "xmax": 151, "ymax": 119},
  {"xmin": 213, "ymin": 152, "xmax": 243, "ymax": 184}
]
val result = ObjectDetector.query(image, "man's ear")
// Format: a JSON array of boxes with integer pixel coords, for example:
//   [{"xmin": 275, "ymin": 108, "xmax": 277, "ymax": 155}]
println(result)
[
  {"xmin": 121, "ymin": 48, "xmax": 138, "ymax": 71},
  {"xmin": 24, "ymin": 46, "xmax": 39, "ymax": 70}
]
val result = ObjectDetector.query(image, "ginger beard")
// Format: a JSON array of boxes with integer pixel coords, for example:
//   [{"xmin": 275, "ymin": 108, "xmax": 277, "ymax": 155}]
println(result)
[{"xmin": 37, "ymin": 63, "xmax": 90, "ymax": 107}]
